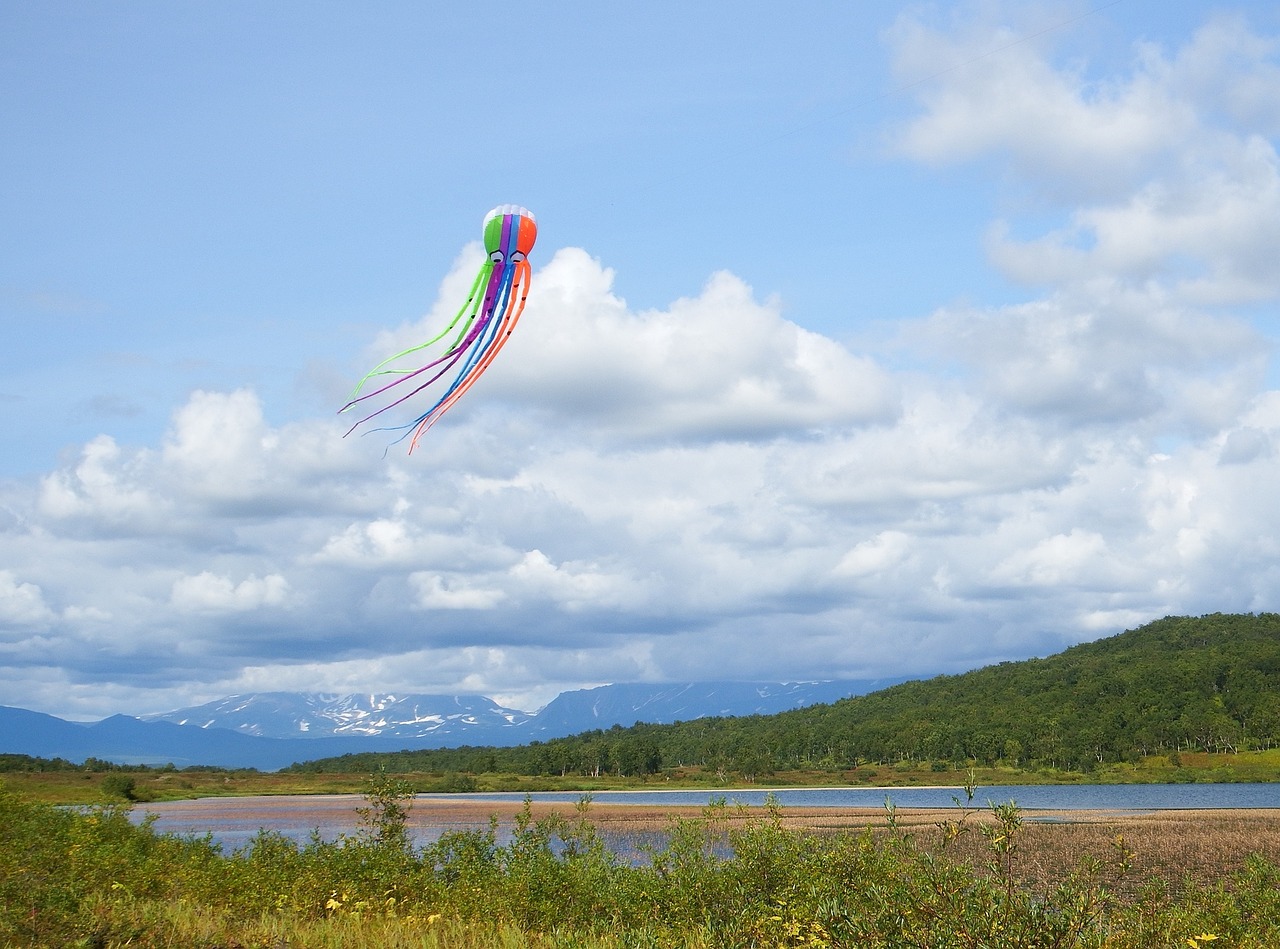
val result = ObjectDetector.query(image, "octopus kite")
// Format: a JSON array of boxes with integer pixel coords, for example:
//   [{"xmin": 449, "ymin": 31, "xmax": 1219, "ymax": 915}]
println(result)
[{"xmin": 340, "ymin": 204, "xmax": 537, "ymax": 451}]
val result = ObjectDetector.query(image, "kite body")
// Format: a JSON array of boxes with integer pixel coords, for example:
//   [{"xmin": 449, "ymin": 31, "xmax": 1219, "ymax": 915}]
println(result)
[{"xmin": 341, "ymin": 205, "xmax": 537, "ymax": 451}]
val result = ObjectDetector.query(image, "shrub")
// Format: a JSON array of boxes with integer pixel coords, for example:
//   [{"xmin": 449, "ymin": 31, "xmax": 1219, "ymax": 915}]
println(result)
[{"xmin": 99, "ymin": 773, "xmax": 138, "ymax": 801}]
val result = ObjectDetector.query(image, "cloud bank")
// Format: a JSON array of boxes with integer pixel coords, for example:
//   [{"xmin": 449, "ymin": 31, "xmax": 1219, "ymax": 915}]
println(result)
[{"xmin": 2, "ymin": 7, "xmax": 1279, "ymax": 719}]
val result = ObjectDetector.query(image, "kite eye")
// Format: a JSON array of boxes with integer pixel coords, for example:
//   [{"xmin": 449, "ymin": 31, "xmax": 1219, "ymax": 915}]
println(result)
[
  {"xmin": 489, "ymin": 250, "xmax": 505, "ymax": 263},
  {"xmin": 511, "ymin": 251, "xmax": 526, "ymax": 263}
]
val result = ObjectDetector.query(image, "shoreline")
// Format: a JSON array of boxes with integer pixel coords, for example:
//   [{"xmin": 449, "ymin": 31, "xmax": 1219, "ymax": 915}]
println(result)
[
  {"xmin": 135, "ymin": 791, "xmax": 1280, "ymax": 831},
  {"xmin": 424, "ymin": 783, "xmax": 970, "ymax": 795}
]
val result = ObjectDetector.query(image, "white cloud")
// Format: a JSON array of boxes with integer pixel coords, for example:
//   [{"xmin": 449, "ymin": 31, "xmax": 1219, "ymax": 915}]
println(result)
[
  {"xmin": 317, "ymin": 518, "xmax": 416, "ymax": 565},
  {"xmin": 992, "ymin": 528, "xmax": 1112, "ymax": 589},
  {"xmin": 361, "ymin": 248, "xmax": 901, "ymax": 442},
  {"xmin": 891, "ymin": 8, "xmax": 1280, "ymax": 304},
  {"xmin": 507, "ymin": 549, "xmax": 650, "ymax": 612},
  {"xmin": 171, "ymin": 571, "xmax": 290, "ymax": 613},
  {"xmin": 835, "ymin": 531, "xmax": 912, "ymax": 578},
  {"xmin": 38, "ymin": 435, "xmax": 165, "ymax": 526},
  {"xmin": 911, "ymin": 289, "xmax": 1266, "ymax": 430},
  {"xmin": 887, "ymin": 6, "xmax": 1196, "ymax": 196},
  {"xmin": 987, "ymin": 135, "xmax": 1280, "ymax": 303},
  {"xmin": 163, "ymin": 389, "xmax": 273, "ymax": 481},
  {"xmin": 0, "ymin": 570, "xmax": 54, "ymax": 626},
  {"xmin": 410, "ymin": 573, "xmax": 507, "ymax": 610}
]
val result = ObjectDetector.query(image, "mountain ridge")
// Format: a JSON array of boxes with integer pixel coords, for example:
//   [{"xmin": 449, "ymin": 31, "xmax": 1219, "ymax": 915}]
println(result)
[
  {"xmin": 284, "ymin": 613, "xmax": 1280, "ymax": 779},
  {"xmin": 0, "ymin": 678, "xmax": 898, "ymax": 770},
  {"xmin": 140, "ymin": 691, "xmax": 533, "ymax": 739}
]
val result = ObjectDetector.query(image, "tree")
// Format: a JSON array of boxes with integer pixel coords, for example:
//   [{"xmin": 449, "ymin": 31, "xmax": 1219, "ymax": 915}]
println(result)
[{"xmin": 356, "ymin": 768, "xmax": 413, "ymax": 852}]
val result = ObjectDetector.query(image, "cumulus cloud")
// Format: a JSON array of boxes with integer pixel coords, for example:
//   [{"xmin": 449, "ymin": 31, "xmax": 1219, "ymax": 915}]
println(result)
[
  {"xmin": 39, "ymin": 435, "xmax": 165, "ymax": 527},
  {"xmin": 411, "ymin": 573, "xmax": 507, "ymax": 610},
  {"xmin": 890, "ymin": 9, "xmax": 1280, "ymax": 305},
  {"xmin": 909, "ymin": 290, "xmax": 1265, "ymax": 430},
  {"xmin": 2, "ymin": 4, "xmax": 1279, "ymax": 720},
  {"xmin": 370, "ymin": 247, "xmax": 901, "ymax": 442},
  {"xmin": 0, "ymin": 570, "xmax": 54, "ymax": 626},
  {"xmin": 171, "ymin": 571, "xmax": 290, "ymax": 613},
  {"xmin": 888, "ymin": 5, "xmax": 1277, "ymax": 430},
  {"xmin": 985, "ymin": 136, "xmax": 1280, "ymax": 303},
  {"xmin": 888, "ymin": 8, "xmax": 1189, "ymax": 194}
]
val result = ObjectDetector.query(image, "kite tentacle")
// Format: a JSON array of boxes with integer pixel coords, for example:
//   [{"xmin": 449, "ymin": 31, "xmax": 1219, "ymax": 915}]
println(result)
[
  {"xmin": 343, "ymin": 264, "xmax": 491, "ymax": 404},
  {"xmin": 338, "ymin": 268, "xmax": 501, "ymax": 417},
  {"xmin": 340, "ymin": 269, "xmax": 508, "ymax": 436},
  {"xmin": 408, "ymin": 260, "xmax": 533, "ymax": 451},
  {"xmin": 341, "ymin": 348, "xmax": 469, "ymax": 438},
  {"xmin": 340, "ymin": 205, "xmax": 536, "ymax": 452},
  {"xmin": 397, "ymin": 265, "xmax": 515, "ymax": 440}
]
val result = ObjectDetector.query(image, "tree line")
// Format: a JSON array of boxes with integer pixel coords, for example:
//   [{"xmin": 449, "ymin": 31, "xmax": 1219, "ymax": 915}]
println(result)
[{"xmin": 283, "ymin": 612, "xmax": 1279, "ymax": 779}]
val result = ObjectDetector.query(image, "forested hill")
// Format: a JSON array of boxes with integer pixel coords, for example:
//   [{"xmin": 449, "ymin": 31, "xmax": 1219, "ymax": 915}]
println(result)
[{"xmin": 288, "ymin": 613, "xmax": 1280, "ymax": 778}]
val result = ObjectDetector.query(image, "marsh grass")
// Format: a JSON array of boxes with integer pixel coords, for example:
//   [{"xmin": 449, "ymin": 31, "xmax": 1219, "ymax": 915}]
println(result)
[
  {"xmin": 957, "ymin": 809, "xmax": 1280, "ymax": 897},
  {"xmin": 5, "ymin": 778, "xmax": 1280, "ymax": 948},
  {"xmin": 545, "ymin": 801, "xmax": 1280, "ymax": 894}
]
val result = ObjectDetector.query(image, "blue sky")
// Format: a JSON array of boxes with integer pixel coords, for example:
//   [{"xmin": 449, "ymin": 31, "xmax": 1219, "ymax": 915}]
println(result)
[{"xmin": 3, "ymin": 1, "xmax": 1280, "ymax": 720}]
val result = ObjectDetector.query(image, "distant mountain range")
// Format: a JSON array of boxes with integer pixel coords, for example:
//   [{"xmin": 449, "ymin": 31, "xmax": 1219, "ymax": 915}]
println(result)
[
  {"xmin": 0, "ymin": 678, "xmax": 901, "ymax": 771},
  {"xmin": 140, "ymin": 692, "xmax": 533, "ymax": 740}
]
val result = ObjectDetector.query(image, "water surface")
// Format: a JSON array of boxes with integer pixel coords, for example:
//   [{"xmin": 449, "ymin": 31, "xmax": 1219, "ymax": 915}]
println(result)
[
  {"xmin": 444, "ymin": 782, "xmax": 1280, "ymax": 811},
  {"xmin": 135, "ymin": 782, "xmax": 1279, "ymax": 851}
]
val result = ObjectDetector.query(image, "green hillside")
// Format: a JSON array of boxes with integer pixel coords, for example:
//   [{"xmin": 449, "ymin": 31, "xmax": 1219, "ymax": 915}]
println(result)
[{"xmin": 289, "ymin": 613, "xmax": 1280, "ymax": 780}]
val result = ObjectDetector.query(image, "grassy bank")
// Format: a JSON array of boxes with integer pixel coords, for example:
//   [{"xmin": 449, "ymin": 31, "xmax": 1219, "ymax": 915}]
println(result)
[
  {"xmin": 6, "ymin": 747, "xmax": 1279, "ymax": 805},
  {"xmin": 4, "ymin": 777, "xmax": 1280, "ymax": 947}
]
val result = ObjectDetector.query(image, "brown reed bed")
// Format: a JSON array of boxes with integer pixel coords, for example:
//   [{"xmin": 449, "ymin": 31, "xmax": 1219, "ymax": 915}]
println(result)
[{"xmin": 834, "ymin": 807, "xmax": 1279, "ymax": 898}]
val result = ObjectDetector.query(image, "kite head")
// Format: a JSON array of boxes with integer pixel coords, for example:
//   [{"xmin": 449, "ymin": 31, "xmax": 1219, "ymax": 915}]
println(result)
[{"xmin": 483, "ymin": 204, "xmax": 537, "ymax": 265}]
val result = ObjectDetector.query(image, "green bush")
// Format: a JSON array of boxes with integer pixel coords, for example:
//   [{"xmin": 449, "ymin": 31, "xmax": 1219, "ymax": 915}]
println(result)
[{"xmin": 99, "ymin": 773, "xmax": 138, "ymax": 801}]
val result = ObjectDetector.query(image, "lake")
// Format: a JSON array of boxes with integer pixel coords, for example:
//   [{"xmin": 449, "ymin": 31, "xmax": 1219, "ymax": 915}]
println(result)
[
  {"xmin": 134, "ymin": 782, "xmax": 1280, "ymax": 851},
  {"xmin": 438, "ymin": 783, "xmax": 1280, "ymax": 811}
]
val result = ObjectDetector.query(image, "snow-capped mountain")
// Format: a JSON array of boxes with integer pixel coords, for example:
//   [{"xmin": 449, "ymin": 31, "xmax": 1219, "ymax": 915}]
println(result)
[
  {"xmin": 141, "ymin": 692, "xmax": 531, "ymax": 740},
  {"xmin": 142, "ymin": 680, "xmax": 901, "ymax": 743}
]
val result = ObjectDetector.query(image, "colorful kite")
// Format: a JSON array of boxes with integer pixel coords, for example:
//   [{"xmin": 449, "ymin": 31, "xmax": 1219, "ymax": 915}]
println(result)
[{"xmin": 340, "ymin": 204, "xmax": 537, "ymax": 451}]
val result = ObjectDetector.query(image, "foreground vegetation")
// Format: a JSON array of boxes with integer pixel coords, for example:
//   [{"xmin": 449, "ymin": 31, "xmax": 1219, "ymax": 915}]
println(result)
[{"xmin": 4, "ymin": 774, "xmax": 1280, "ymax": 948}]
